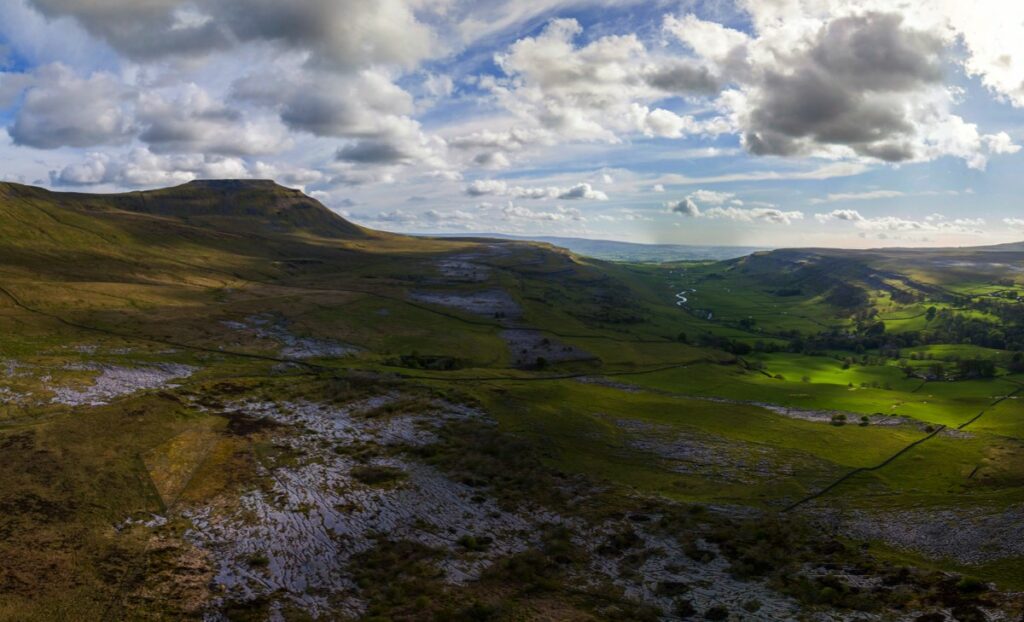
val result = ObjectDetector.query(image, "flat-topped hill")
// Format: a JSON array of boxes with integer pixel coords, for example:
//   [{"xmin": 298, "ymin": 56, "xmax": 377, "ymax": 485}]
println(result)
[{"xmin": 0, "ymin": 179, "xmax": 370, "ymax": 241}]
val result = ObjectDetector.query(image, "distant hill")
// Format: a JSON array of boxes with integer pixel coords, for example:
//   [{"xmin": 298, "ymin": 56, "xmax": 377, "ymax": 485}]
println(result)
[
  {"xmin": 0, "ymin": 179, "xmax": 371, "ymax": 242},
  {"xmin": 431, "ymin": 233, "xmax": 766, "ymax": 262},
  {"xmin": 0, "ymin": 180, "xmax": 574, "ymax": 288},
  {"xmin": 722, "ymin": 242, "xmax": 1024, "ymax": 308},
  {"xmin": 0, "ymin": 179, "xmax": 407, "ymax": 290}
]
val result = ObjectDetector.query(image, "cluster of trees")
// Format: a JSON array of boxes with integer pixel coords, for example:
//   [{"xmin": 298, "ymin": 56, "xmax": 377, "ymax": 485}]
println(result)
[
  {"xmin": 685, "ymin": 280, "xmax": 1024, "ymax": 381},
  {"xmin": 1012, "ymin": 352, "xmax": 1024, "ymax": 373},
  {"xmin": 750, "ymin": 306, "xmax": 1024, "ymax": 357},
  {"xmin": 921, "ymin": 308, "xmax": 1024, "ymax": 350},
  {"xmin": 747, "ymin": 321, "xmax": 887, "ymax": 355},
  {"xmin": 957, "ymin": 358, "xmax": 997, "ymax": 379},
  {"xmin": 385, "ymin": 353, "xmax": 463, "ymax": 370},
  {"xmin": 899, "ymin": 359, "xmax": 997, "ymax": 380},
  {"xmin": 824, "ymin": 282, "xmax": 869, "ymax": 308},
  {"xmin": 684, "ymin": 331, "xmax": 753, "ymax": 355}
]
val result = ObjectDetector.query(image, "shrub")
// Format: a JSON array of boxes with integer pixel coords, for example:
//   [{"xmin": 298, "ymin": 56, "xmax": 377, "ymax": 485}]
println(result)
[
  {"xmin": 674, "ymin": 599, "xmax": 696, "ymax": 618},
  {"xmin": 655, "ymin": 581, "xmax": 689, "ymax": 597},
  {"xmin": 950, "ymin": 605, "xmax": 988, "ymax": 622},
  {"xmin": 598, "ymin": 528, "xmax": 641, "ymax": 556},
  {"xmin": 683, "ymin": 541, "xmax": 716, "ymax": 563},
  {"xmin": 245, "ymin": 552, "xmax": 269, "ymax": 567},
  {"xmin": 351, "ymin": 465, "xmax": 407, "ymax": 486},
  {"xmin": 455, "ymin": 601, "xmax": 501, "ymax": 621},
  {"xmin": 457, "ymin": 534, "xmax": 493, "ymax": 552},
  {"xmin": 742, "ymin": 599, "xmax": 762, "ymax": 612},
  {"xmin": 956, "ymin": 576, "xmax": 987, "ymax": 593}
]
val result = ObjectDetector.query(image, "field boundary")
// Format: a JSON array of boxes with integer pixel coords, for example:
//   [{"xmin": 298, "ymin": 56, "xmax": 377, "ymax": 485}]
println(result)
[
  {"xmin": 783, "ymin": 385, "xmax": 1023, "ymax": 512},
  {"xmin": 781, "ymin": 424, "xmax": 947, "ymax": 512},
  {"xmin": 395, "ymin": 359, "xmax": 711, "ymax": 383}
]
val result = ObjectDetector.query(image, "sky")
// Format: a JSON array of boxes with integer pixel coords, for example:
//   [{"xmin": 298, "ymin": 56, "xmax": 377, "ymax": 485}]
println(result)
[{"xmin": 2, "ymin": 0, "xmax": 1024, "ymax": 248}]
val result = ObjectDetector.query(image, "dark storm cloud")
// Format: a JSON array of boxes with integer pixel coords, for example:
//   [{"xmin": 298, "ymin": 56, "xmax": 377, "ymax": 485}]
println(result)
[
  {"xmin": 25, "ymin": 0, "xmax": 435, "ymax": 71},
  {"xmin": 643, "ymin": 61, "xmax": 720, "ymax": 95},
  {"xmin": 336, "ymin": 140, "xmax": 411, "ymax": 164},
  {"xmin": 665, "ymin": 198, "xmax": 700, "ymax": 217},
  {"xmin": 26, "ymin": 0, "xmax": 230, "ymax": 60},
  {"xmin": 278, "ymin": 96, "xmax": 368, "ymax": 138},
  {"xmin": 230, "ymin": 69, "xmax": 413, "ymax": 139},
  {"xmin": 741, "ymin": 12, "xmax": 946, "ymax": 161},
  {"xmin": 137, "ymin": 97, "xmax": 284, "ymax": 156},
  {"xmin": 8, "ymin": 65, "xmax": 135, "ymax": 148},
  {"xmin": 809, "ymin": 12, "xmax": 944, "ymax": 90},
  {"xmin": 209, "ymin": 0, "xmax": 434, "ymax": 71}
]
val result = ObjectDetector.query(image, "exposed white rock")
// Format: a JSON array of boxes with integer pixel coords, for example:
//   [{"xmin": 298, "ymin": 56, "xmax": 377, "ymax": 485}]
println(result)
[
  {"xmin": 814, "ymin": 505, "xmax": 1024, "ymax": 565},
  {"xmin": 502, "ymin": 329, "xmax": 593, "ymax": 368},
  {"xmin": 409, "ymin": 289, "xmax": 521, "ymax": 318},
  {"xmin": 1, "ymin": 359, "xmax": 25, "ymax": 378},
  {"xmin": 613, "ymin": 418, "xmax": 803, "ymax": 483},
  {"xmin": 50, "ymin": 363, "xmax": 196, "ymax": 406},
  {"xmin": 436, "ymin": 256, "xmax": 490, "ymax": 283},
  {"xmin": 185, "ymin": 397, "xmax": 554, "ymax": 619},
  {"xmin": 221, "ymin": 315, "xmax": 359, "ymax": 359},
  {"xmin": 581, "ymin": 518, "xmax": 805, "ymax": 620}
]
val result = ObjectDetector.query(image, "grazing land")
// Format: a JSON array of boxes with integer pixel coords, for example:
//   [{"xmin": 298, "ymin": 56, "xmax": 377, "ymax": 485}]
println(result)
[{"xmin": 0, "ymin": 180, "xmax": 1022, "ymax": 620}]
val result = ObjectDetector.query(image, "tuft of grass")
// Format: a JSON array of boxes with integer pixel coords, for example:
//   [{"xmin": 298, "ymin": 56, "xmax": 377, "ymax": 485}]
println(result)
[{"xmin": 350, "ymin": 464, "xmax": 407, "ymax": 486}]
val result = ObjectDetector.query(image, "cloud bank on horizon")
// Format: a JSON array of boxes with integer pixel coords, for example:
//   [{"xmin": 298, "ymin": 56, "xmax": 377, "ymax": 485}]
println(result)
[{"xmin": 2, "ymin": 0, "xmax": 1024, "ymax": 247}]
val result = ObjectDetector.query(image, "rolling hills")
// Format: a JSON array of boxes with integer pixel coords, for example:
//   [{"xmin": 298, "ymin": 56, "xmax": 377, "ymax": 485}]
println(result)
[{"xmin": 0, "ymin": 180, "xmax": 1021, "ymax": 621}]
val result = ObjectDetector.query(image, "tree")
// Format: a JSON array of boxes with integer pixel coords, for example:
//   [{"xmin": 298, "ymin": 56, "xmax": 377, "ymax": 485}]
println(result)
[
  {"xmin": 925, "ymin": 306, "xmax": 937, "ymax": 322},
  {"xmin": 1009, "ymin": 352, "xmax": 1024, "ymax": 374},
  {"xmin": 730, "ymin": 341, "xmax": 752, "ymax": 356},
  {"xmin": 958, "ymin": 359, "xmax": 995, "ymax": 379}
]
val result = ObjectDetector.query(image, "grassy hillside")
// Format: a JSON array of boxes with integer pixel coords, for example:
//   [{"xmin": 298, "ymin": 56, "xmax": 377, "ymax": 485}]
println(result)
[{"xmin": 0, "ymin": 180, "xmax": 1021, "ymax": 620}]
